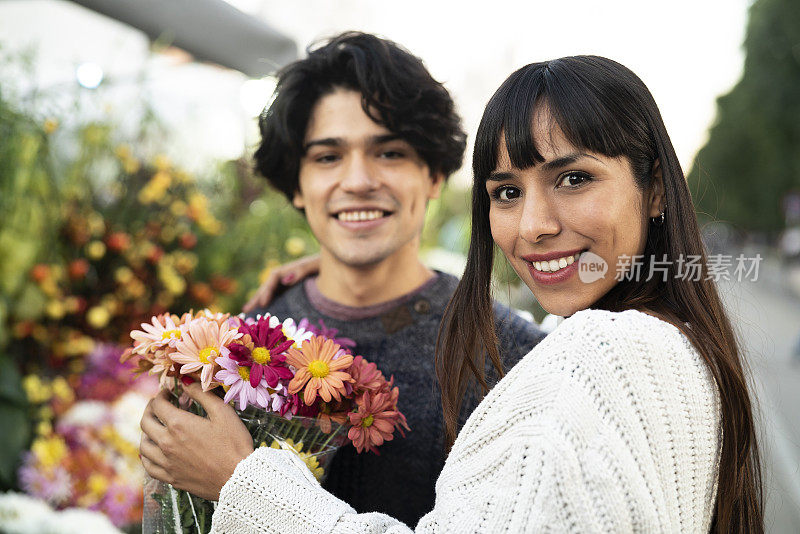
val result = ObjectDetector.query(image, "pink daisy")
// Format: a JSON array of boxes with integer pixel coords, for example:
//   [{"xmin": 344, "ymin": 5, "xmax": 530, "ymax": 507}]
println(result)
[
  {"xmin": 171, "ymin": 317, "xmax": 241, "ymax": 390},
  {"xmin": 214, "ymin": 355, "xmax": 273, "ymax": 410},
  {"xmin": 130, "ymin": 313, "xmax": 182, "ymax": 354}
]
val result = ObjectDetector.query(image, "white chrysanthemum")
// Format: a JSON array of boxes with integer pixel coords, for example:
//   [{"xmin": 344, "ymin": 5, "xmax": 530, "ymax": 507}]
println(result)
[
  {"xmin": 281, "ymin": 318, "xmax": 314, "ymax": 349},
  {"xmin": 59, "ymin": 400, "xmax": 109, "ymax": 428},
  {"xmin": 253, "ymin": 312, "xmax": 282, "ymax": 329},
  {"xmin": 111, "ymin": 391, "xmax": 150, "ymax": 447},
  {"xmin": 50, "ymin": 508, "xmax": 122, "ymax": 533},
  {"xmin": 0, "ymin": 492, "xmax": 54, "ymax": 534}
]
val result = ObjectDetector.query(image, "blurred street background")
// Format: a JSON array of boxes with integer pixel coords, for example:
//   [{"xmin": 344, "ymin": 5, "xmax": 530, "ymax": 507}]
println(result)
[{"xmin": 0, "ymin": 0, "xmax": 798, "ymax": 532}]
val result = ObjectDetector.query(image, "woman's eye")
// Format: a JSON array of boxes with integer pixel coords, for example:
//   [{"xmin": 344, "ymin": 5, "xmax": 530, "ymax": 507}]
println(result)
[
  {"xmin": 556, "ymin": 171, "xmax": 592, "ymax": 188},
  {"xmin": 492, "ymin": 186, "xmax": 521, "ymax": 202}
]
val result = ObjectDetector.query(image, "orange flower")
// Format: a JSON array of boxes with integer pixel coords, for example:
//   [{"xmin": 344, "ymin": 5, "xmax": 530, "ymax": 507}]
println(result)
[
  {"xmin": 348, "ymin": 355, "xmax": 386, "ymax": 394},
  {"xmin": 347, "ymin": 390, "xmax": 408, "ymax": 454},
  {"xmin": 286, "ymin": 336, "xmax": 353, "ymax": 405}
]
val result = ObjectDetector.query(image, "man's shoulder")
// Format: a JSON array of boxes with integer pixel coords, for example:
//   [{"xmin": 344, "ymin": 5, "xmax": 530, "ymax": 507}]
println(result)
[
  {"xmin": 491, "ymin": 300, "xmax": 546, "ymax": 370},
  {"xmin": 251, "ymin": 282, "xmax": 310, "ymax": 320},
  {"xmin": 422, "ymin": 271, "xmax": 459, "ymax": 305}
]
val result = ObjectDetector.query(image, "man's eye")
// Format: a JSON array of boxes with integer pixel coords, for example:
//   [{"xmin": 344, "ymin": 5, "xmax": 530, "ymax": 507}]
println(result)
[
  {"xmin": 315, "ymin": 154, "xmax": 339, "ymax": 163},
  {"xmin": 492, "ymin": 186, "xmax": 521, "ymax": 201},
  {"xmin": 380, "ymin": 150, "xmax": 405, "ymax": 159},
  {"xmin": 556, "ymin": 171, "xmax": 592, "ymax": 188}
]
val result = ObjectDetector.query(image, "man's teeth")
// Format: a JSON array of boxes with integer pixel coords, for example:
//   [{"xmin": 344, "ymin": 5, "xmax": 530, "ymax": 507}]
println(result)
[
  {"xmin": 337, "ymin": 210, "xmax": 385, "ymax": 222},
  {"xmin": 532, "ymin": 253, "xmax": 581, "ymax": 273}
]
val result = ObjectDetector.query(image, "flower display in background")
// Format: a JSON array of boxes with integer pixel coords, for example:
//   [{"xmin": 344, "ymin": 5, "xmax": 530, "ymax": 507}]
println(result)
[
  {"xmin": 0, "ymin": 52, "xmax": 317, "ymax": 531},
  {"xmin": 16, "ymin": 353, "xmax": 155, "ymax": 528}
]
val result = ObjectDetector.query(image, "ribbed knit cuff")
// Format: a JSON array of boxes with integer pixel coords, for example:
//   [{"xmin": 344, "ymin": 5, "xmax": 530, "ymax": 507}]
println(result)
[{"xmin": 211, "ymin": 447, "xmax": 354, "ymax": 534}]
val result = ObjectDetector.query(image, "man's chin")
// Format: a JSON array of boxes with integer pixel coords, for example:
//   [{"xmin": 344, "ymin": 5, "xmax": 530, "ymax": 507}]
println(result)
[{"xmin": 327, "ymin": 248, "xmax": 394, "ymax": 270}]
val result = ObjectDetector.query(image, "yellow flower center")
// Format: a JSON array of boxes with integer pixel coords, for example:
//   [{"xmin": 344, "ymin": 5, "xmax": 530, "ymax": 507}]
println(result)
[
  {"xmin": 161, "ymin": 329, "xmax": 181, "ymax": 341},
  {"xmin": 87, "ymin": 473, "xmax": 109, "ymax": 497},
  {"xmin": 199, "ymin": 347, "xmax": 218, "ymax": 364},
  {"xmin": 361, "ymin": 415, "xmax": 374, "ymax": 428},
  {"xmin": 252, "ymin": 347, "xmax": 271, "ymax": 364},
  {"xmin": 238, "ymin": 367, "xmax": 250, "ymax": 381},
  {"xmin": 308, "ymin": 360, "xmax": 329, "ymax": 378}
]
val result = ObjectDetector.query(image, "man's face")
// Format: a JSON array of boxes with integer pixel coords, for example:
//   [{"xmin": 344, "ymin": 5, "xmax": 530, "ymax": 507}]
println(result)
[{"xmin": 294, "ymin": 89, "xmax": 443, "ymax": 269}]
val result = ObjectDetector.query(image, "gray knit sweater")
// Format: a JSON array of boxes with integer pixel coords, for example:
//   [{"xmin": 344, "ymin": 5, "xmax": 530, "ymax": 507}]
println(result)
[{"xmin": 252, "ymin": 271, "xmax": 545, "ymax": 527}]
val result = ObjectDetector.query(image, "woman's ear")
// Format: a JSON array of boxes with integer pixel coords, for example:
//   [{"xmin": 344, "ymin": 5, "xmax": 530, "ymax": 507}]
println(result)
[
  {"xmin": 647, "ymin": 159, "xmax": 665, "ymax": 218},
  {"xmin": 292, "ymin": 188, "xmax": 306, "ymax": 210}
]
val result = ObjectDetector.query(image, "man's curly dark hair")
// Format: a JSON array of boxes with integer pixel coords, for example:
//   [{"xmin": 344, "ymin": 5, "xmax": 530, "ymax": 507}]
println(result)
[{"xmin": 254, "ymin": 31, "xmax": 467, "ymax": 200}]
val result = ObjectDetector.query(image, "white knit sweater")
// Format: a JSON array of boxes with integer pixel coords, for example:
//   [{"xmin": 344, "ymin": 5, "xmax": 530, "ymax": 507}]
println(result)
[{"xmin": 211, "ymin": 309, "xmax": 721, "ymax": 533}]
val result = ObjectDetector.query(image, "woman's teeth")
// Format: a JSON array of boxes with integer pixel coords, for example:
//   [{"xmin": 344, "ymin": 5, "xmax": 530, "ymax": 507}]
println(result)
[
  {"xmin": 532, "ymin": 253, "xmax": 581, "ymax": 273},
  {"xmin": 337, "ymin": 210, "xmax": 385, "ymax": 222}
]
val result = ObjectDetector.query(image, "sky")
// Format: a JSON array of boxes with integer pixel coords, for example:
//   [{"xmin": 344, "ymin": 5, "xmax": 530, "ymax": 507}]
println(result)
[{"xmin": 0, "ymin": 0, "xmax": 753, "ymax": 182}]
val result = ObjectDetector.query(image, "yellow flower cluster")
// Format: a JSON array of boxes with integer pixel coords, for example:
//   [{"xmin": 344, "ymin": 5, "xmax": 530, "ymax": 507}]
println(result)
[
  {"xmin": 23, "ymin": 375, "xmax": 75, "ymax": 406},
  {"xmin": 114, "ymin": 144, "xmax": 141, "ymax": 174},
  {"xmin": 188, "ymin": 193, "xmax": 223, "ymax": 235},
  {"xmin": 138, "ymin": 170, "xmax": 172, "ymax": 205},
  {"xmin": 31, "ymin": 435, "xmax": 68, "ymax": 468},
  {"xmin": 43, "ymin": 118, "xmax": 59, "ymax": 134},
  {"xmin": 268, "ymin": 438, "xmax": 325, "ymax": 481},
  {"xmin": 99, "ymin": 425, "xmax": 139, "ymax": 461}
]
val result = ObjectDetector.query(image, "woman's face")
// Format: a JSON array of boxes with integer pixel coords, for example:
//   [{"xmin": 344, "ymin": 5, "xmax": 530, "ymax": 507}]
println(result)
[{"xmin": 487, "ymin": 108, "xmax": 664, "ymax": 317}]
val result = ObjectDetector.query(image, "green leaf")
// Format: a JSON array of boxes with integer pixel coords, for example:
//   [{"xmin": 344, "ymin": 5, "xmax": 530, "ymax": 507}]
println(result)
[
  {"xmin": 0, "ymin": 402, "xmax": 30, "ymax": 489},
  {"xmin": 0, "ymin": 352, "xmax": 26, "ymax": 405}
]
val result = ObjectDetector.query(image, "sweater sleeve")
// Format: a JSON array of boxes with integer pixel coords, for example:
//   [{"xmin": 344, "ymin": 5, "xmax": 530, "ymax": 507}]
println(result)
[
  {"xmin": 210, "ymin": 446, "xmax": 413, "ymax": 534},
  {"xmin": 209, "ymin": 431, "xmax": 635, "ymax": 534}
]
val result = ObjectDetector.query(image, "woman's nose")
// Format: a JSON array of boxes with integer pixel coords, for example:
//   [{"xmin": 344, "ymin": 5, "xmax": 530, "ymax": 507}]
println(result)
[{"xmin": 518, "ymin": 194, "xmax": 560, "ymax": 244}]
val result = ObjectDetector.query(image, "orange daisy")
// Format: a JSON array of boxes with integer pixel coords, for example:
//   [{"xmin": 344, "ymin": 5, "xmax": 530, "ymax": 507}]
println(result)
[{"xmin": 286, "ymin": 336, "xmax": 353, "ymax": 405}]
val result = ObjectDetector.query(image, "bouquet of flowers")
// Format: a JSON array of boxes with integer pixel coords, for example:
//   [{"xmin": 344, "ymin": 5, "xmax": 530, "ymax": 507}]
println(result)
[{"xmin": 124, "ymin": 310, "xmax": 408, "ymax": 534}]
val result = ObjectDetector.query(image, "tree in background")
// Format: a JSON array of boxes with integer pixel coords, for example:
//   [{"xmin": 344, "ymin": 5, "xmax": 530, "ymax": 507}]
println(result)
[{"xmin": 688, "ymin": 0, "xmax": 800, "ymax": 234}]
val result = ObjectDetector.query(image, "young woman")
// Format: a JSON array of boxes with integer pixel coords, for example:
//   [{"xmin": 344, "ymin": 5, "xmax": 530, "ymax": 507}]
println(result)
[{"xmin": 143, "ymin": 56, "xmax": 763, "ymax": 533}]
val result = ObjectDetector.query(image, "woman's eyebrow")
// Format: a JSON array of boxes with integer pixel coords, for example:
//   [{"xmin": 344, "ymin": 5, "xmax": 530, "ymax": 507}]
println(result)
[
  {"xmin": 487, "ymin": 171, "xmax": 515, "ymax": 182},
  {"xmin": 540, "ymin": 152, "xmax": 600, "ymax": 171}
]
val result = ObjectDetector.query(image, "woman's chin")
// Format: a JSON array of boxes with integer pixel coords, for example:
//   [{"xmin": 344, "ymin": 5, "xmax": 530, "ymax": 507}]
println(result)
[{"xmin": 533, "ymin": 296, "xmax": 586, "ymax": 319}]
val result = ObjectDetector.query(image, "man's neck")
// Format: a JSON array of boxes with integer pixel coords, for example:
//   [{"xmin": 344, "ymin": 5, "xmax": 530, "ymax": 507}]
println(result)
[{"xmin": 315, "ymin": 251, "xmax": 434, "ymax": 308}]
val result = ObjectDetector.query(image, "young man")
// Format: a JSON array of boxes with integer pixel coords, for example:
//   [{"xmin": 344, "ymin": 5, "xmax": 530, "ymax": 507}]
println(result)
[
  {"xmin": 247, "ymin": 32, "xmax": 544, "ymax": 526},
  {"xmin": 140, "ymin": 32, "xmax": 544, "ymax": 527}
]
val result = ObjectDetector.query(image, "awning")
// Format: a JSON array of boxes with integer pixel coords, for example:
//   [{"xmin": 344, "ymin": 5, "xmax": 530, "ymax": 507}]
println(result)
[{"xmin": 70, "ymin": 0, "xmax": 297, "ymax": 78}]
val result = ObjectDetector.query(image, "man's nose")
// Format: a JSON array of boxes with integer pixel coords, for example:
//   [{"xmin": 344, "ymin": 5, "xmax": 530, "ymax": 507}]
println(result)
[
  {"xmin": 519, "ymin": 194, "xmax": 560, "ymax": 244},
  {"xmin": 339, "ymin": 154, "xmax": 379, "ymax": 193}
]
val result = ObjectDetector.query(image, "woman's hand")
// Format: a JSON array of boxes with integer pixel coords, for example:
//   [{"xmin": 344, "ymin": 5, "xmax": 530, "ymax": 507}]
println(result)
[
  {"xmin": 242, "ymin": 254, "xmax": 320, "ymax": 313},
  {"xmin": 139, "ymin": 382, "xmax": 254, "ymax": 501}
]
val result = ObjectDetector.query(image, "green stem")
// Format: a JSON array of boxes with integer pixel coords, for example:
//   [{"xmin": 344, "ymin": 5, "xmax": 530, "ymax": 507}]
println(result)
[{"xmin": 318, "ymin": 425, "xmax": 341, "ymax": 452}]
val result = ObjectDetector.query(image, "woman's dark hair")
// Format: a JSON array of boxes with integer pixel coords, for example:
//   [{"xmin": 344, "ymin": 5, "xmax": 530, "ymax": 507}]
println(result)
[
  {"xmin": 254, "ymin": 31, "xmax": 466, "ymax": 199},
  {"xmin": 437, "ymin": 56, "xmax": 763, "ymax": 533}
]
